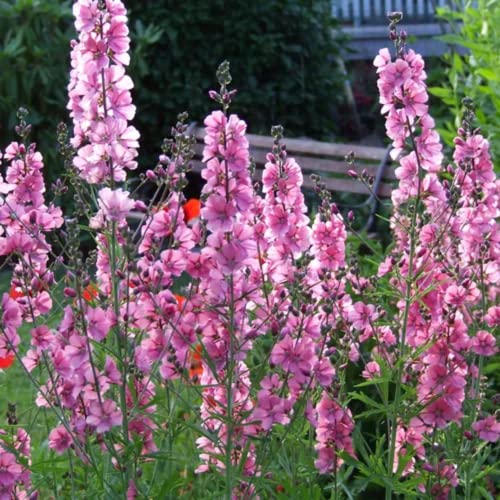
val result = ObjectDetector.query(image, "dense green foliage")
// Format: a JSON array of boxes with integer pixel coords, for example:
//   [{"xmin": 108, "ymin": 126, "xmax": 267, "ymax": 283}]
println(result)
[
  {"xmin": 0, "ymin": 0, "xmax": 73, "ymax": 184},
  {"xmin": 127, "ymin": 0, "xmax": 346, "ymax": 164},
  {"xmin": 429, "ymin": 0, "xmax": 500, "ymax": 167}
]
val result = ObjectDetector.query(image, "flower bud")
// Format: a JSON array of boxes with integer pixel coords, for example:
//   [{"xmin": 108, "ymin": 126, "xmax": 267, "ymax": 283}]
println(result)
[
  {"xmin": 64, "ymin": 287, "xmax": 77, "ymax": 298},
  {"xmin": 134, "ymin": 200, "xmax": 148, "ymax": 213},
  {"xmin": 208, "ymin": 90, "xmax": 220, "ymax": 101},
  {"xmin": 387, "ymin": 11, "xmax": 403, "ymax": 22}
]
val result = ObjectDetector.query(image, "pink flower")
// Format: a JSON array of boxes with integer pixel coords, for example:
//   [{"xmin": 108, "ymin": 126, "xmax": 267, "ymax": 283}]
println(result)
[
  {"xmin": 97, "ymin": 187, "xmax": 134, "ymax": 223},
  {"xmin": 485, "ymin": 306, "xmax": 500, "ymax": 327},
  {"xmin": 85, "ymin": 306, "xmax": 113, "ymax": 341},
  {"xmin": 400, "ymin": 80, "xmax": 428, "ymax": 119},
  {"xmin": 31, "ymin": 325, "xmax": 53, "ymax": 350},
  {"xmin": 420, "ymin": 398, "xmax": 461, "ymax": 428},
  {"xmin": 383, "ymin": 59, "xmax": 412, "ymax": 88},
  {"xmin": 314, "ymin": 396, "xmax": 355, "ymax": 473},
  {"xmin": 373, "ymin": 48, "xmax": 391, "ymax": 72},
  {"xmin": 0, "ymin": 452, "xmax": 23, "ymax": 488},
  {"xmin": 472, "ymin": 416, "xmax": 500, "ymax": 442},
  {"xmin": 349, "ymin": 302, "xmax": 377, "ymax": 330},
  {"xmin": 86, "ymin": 399, "xmax": 122, "ymax": 433},
  {"xmin": 362, "ymin": 361, "xmax": 381, "ymax": 380},
  {"xmin": 253, "ymin": 391, "xmax": 291, "ymax": 431},
  {"xmin": 48, "ymin": 426, "xmax": 74, "ymax": 454},
  {"xmin": 271, "ymin": 335, "xmax": 315, "ymax": 382},
  {"xmin": 201, "ymin": 193, "xmax": 237, "ymax": 232},
  {"xmin": 471, "ymin": 330, "xmax": 497, "ymax": 356}
]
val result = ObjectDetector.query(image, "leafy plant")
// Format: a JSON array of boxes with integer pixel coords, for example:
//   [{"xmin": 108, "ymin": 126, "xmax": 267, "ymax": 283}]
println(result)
[
  {"xmin": 126, "ymin": 0, "xmax": 347, "ymax": 169},
  {"xmin": 0, "ymin": 0, "xmax": 73, "ymax": 185},
  {"xmin": 429, "ymin": 0, "xmax": 500, "ymax": 168}
]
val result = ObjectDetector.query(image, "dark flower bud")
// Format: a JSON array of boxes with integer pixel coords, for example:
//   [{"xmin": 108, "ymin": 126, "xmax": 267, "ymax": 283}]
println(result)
[
  {"xmin": 64, "ymin": 287, "xmax": 77, "ymax": 298},
  {"xmin": 387, "ymin": 11, "xmax": 403, "ymax": 22}
]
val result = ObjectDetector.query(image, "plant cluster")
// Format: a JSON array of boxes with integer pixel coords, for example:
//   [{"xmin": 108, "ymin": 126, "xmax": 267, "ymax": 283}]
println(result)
[
  {"xmin": 429, "ymin": 0, "xmax": 500, "ymax": 168},
  {"xmin": 0, "ymin": 2, "xmax": 498, "ymax": 499}
]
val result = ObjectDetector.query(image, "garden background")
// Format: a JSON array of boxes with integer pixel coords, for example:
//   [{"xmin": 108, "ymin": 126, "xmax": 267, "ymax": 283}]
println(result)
[{"xmin": 0, "ymin": 0, "xmax": 498, "ymax": 498}]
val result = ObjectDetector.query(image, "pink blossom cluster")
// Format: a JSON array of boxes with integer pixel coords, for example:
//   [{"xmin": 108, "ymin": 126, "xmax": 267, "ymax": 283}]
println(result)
[
  {"xmin": 28, "ymin": 304, "xmax": 123, "ymax": 442},
  {"xmin": 314, "ymin": 395, "xmax": 355, "ymax": 474},
  {"xmin": 0, "ymin": 428, "xmax": 32, "ymax": 499},
  {"xmin": 374, "ymin": 47, "xmax": 444, "ymax": 210},
  {"xmin": 68, "ymin": 0, "xmax": 139, "ymax": 183},
  {"xmin": 254, "ymin": 140, "xmax": 358, "ymax": 473},
  {"xmin": 2, "ymin": 3, "xmax": 499, "ymax": 496},
  {"xmin": 194, "ymin": 110, "xmax": 261, "ymax": 479},
  {"xmin": 133, "ymin": 186, "xmax": 198, "ymax": 381},
  {"xmin": 373, "ymin": 37, "xmax": 500, "ymax": 486},
  {"xmin": 0, "ymin": 143, "xmax": 63, "ymax": 323}
]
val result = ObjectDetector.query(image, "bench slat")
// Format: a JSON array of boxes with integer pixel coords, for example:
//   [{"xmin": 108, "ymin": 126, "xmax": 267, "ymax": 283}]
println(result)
[
  {"xmin": 192, "ymin": 143, "xmax": 396, "ymax": 181},
  {"xmin": 194, "ymin": 128, "xmax": 387, "ymax": 162},
  {"xmin": 190, "ymin": 160, "xmax": 393, "ymax": 198}
]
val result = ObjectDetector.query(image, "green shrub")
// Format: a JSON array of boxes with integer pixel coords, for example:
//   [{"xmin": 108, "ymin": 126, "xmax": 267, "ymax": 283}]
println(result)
[
  {"xmin": 127, "ymin": 0, "xmax": 347, "ymax": 165},
  {"xmin": 0, "ymin": 0, "xmax": 73, "ymax": 184},
  {"xmin": 429, "ymin": 0, "xmax": 500, "ymax": 168}
]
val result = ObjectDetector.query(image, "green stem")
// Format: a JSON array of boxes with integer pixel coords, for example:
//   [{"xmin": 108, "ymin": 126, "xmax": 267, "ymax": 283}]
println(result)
[
  {"xmin": 109, "ymin": 220, "xmax": 130, "ymax": 488},
  {"xmin": 386, "ymin": 118, "xmax": 423, "ymax": 499},
  {"xmin": 225, "ymin": 273, "xmax": 236, "ymax": 500}
]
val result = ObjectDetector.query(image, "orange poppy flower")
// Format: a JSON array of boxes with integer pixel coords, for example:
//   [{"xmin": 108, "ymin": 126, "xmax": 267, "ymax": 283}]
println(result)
[
  {"xmin": 174, "ymin": 294, "xmax": 185, "ymax": 311},
  {"xmin": 9, "ymin": 287, "xmax": 24, "ymax": 300},
  {"xmin": 82, "ymin": 283, "xmax": 99, "ymax": 303},
  {"xmin": 182, "ymin": 198, "xmax": 201, "ymax": 224},
  {"xmin": 189, "ymin": 344, "xmax": 203, "ymax": 382},
  {"xmin": 0, "ymin": 353, "xmax": 15, "ymax": 369}
]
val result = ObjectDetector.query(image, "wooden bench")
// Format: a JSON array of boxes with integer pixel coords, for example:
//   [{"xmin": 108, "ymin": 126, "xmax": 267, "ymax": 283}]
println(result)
[
  {"xmin": 189, "ymin": 126, "xmax": 394, "ymax": 231},
  {"xmin": 190, "ymin": 126, "xmax": 394, "ymax": 197}
]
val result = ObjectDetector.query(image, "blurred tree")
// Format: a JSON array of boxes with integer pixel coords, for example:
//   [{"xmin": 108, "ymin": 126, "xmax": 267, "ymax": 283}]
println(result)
[
  {"xmin": 127, "ymin": 0, "xmax": 347, "ymax": 167},
  {"xmin": 0, "ymin": 0, "xmax": 73, "ymax": 185}
]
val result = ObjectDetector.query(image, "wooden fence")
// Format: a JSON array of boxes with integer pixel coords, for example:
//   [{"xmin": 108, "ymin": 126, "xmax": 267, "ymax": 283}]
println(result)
[{"xmin": 333, "ymin": 0, "xmax": 451, "ymax": 26}]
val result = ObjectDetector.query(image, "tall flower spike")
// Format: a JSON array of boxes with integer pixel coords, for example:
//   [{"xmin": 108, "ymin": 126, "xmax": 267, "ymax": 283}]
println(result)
[
  {"xmin": 0, "ymin": 137, "xmax": 63, "ymax": 322},
  {"xmin": 68, "ymin": 0, "xmax": 139, "ymax": 184}
]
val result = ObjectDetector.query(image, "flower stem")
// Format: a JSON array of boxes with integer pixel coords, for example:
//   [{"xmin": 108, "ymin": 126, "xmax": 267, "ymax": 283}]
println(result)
[{"xmin": 386, "ymin": 118, "xmax": 423, "ymax": 499}]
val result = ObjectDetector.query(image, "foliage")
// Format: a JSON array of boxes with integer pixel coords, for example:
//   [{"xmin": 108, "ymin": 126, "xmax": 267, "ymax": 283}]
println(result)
[
  {"xmin": 126, "ymin": 0, "xmax": 346, "ymax": 166},
  {"xmin": 429, "ymin": 0, "xmax": 500, "ymax": 168},
  {"xmin": 0, "ymin": 0, "xmax": 73, "ymax": 185}
]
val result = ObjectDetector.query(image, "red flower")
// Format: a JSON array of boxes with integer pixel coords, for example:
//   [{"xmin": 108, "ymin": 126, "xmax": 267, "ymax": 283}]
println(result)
[
  {"xmin": 0, "ymin": 353, "xmax": 15, "ymax": 369},
  {"xmin": 174, "ymin": 294, "xmax": 185, "ymax": 311},
  {"xmin": 189, "ymin": 344, "xmax": 203, "ymax": 382},
  {"xmin": 82, "ymin": 283, "xmax": 99, "ymax": 303},
  {"xmin": 9, "ymin": 286, "xmax": 24, "ymax": 299},
  {"xmin": 182, "ymin": 198, "xmax": 201, "ymax": 224}
]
